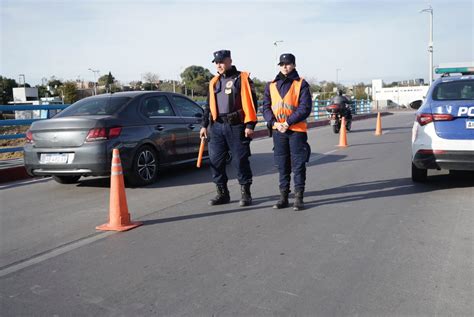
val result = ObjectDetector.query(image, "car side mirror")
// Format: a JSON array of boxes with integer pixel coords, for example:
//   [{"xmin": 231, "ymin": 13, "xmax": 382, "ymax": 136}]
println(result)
[
  {"xmin": 409, "ymin": 100, "xmax": 423, "ymax": 110},
  {"xmin": 194, "ymin": 112, "xmax": 203, "ymax": 118}
]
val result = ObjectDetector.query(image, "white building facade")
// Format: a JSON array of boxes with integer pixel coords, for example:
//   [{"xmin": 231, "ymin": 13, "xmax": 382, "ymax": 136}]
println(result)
[{"xmin": 372, "ymin": 79, "xmax": 429, "ymax": 108}]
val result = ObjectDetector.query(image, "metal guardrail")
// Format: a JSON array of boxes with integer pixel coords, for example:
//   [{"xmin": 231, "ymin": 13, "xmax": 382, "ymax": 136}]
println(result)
[{"xmin": 0, "ymin": 99, "xmax": 372, "ymax": 154}]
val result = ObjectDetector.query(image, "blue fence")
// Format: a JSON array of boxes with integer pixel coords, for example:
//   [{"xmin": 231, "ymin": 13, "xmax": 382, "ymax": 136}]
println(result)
[{"xmin": 0, "ymin": 99, "xmax": 372, "ymax": 154}]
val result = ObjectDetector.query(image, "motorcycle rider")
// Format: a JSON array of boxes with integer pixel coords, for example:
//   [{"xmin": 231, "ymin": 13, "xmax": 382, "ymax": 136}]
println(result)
[{"xmin": 330, "ymin": 90, "xmax": 352, "ymax": 130}]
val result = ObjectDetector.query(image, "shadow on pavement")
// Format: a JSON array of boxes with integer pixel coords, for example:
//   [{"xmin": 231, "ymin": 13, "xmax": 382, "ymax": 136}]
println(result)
[
  {"xmin": 76, "ymin": 152, "xmax": 349, "ymax": 189},
  {"xmin": 304, "ymin": 174, "xmax": 474, "ymax": 209},
  {"xmin": 349, "ymin": 126, "xmax": 411, "ymax": 134}
]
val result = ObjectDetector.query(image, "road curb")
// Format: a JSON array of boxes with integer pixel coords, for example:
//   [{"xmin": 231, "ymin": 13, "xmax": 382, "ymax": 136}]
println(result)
[{"xmin": 0, "ymin": 112, "xmax": 393, "ymax": 184}]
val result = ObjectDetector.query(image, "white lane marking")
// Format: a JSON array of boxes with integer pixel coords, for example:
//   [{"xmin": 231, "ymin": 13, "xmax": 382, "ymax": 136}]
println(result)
[
  {"xmin": 274, "ymin": 290, "xmax": 299, "ymax": 297},
  {"xmin": 0, "ymin": 177, "xmax": 52, "ymax": 190},
  {"xmin": 0, "ymin": 231, "xmax": 114, "ymax": 278},
  {"xmin": 308, "ymin": 149, "xmax": 338, "ymax": 163}
]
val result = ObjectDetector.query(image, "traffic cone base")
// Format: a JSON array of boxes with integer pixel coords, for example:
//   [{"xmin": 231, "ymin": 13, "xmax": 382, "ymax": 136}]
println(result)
[
  {"xmin": 96, "ymin": 221, "xmax": 142, "ymax": 232},
  {"xmin": 337, "ymin": 117, "xmax": 349, "ymax": 147},
  {"xmin": 96, "ymin": 148, "xmax": 142, "ymax": 232}
]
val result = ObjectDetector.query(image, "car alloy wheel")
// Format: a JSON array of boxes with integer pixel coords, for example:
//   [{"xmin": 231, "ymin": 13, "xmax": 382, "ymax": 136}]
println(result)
[{"xmin": 127, "ymin": 145, "xmax": 159, "ymax": 186}]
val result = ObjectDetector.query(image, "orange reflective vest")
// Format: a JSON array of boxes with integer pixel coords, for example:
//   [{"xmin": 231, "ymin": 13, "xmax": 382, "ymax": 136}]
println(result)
[
  {"xmin": 270, "ymin": 79, "xmax": 307, "ymax": 132},
  {"xmin": 208, "ymin": 72, "xmax": 257, "ymax": 124}
]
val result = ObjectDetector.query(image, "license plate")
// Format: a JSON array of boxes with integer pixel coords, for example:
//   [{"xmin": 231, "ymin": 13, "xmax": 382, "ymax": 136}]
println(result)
[
  {"xmin": 40, "ymin": 153, "xmax": 72, "ymax": 164},
  {"xmin": 466, "ymin": 120, "xmax": 474, "ymax": 129}
]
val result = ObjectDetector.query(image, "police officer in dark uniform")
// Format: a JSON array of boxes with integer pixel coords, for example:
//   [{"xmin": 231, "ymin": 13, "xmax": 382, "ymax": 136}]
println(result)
[
  {"xmin": 200, "ymin": 50, "xmax": 258, "ymax": 207},
  {"xmin": 262, "ymin": 53, "xmax": 312, "ymax": 211}
]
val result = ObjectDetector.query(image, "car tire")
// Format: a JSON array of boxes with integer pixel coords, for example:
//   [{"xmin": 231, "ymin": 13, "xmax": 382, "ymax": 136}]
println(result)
[
  {"xmin": 52, "ymin": 175, "xmax": 81, "ymax": 184},
  {"xmin": 412, "ymin": 162, "xmax": 427, "ymax": 182},
  {"xmin": 126, "ymin": 145, "xmax": 159, "ymax": 187},
  {"xmin": 332, "ymin": 124, "xmax": 340, "ymax": 134}
]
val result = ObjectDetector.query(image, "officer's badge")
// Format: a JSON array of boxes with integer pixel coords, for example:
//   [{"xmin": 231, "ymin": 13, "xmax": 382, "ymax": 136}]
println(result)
[{"xmin": 225, "ymin": 80, "xmax": 233, "ymax": 94}]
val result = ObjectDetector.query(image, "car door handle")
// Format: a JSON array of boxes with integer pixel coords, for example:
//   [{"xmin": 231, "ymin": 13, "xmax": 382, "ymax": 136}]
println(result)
[
  {"xmin": 155, "ymin": 125, "xmax": 164, "ymax": 131},
  {"xmin": 188, "ymin": 124, "xmax": 196, "ymax": 130}
]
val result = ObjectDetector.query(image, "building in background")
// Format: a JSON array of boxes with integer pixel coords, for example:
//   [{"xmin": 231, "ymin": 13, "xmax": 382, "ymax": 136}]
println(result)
[{"xmin": 371, "ymin": 79, "xmax": 429, "ymax": 109}]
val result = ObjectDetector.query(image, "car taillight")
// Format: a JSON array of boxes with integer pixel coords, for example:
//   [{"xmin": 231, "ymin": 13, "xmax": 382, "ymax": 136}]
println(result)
[
  {"xmin": 86, "ymin": 127, "xmax": 122, "ymax": 142},
  {"xmin": 433, "ymin": 114, "xmax": 454, "ymax": 121},
  {"xmin": 25, "ymin": 130, "xmax": 33, "ymax": 143},
  {"xmin": 108, "ymin": 127, "xmax": 122, "ymax": 139},
  {"xmin": 417, "ymin": 149, "xmax": 446, "ymax": 155},
  {"xmin": 416, "ymin": 113, "xmax": 454, "ymax": 126}
]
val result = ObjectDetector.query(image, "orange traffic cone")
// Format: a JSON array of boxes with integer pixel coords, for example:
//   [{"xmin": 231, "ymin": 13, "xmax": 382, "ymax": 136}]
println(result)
[
  {"xmin": 96, "ymin": 149, "xmax": 142, "ymax": 232},
  {"xmin": 375, "ymin": 112, "xmax": 383, "ymax": 136},
  {"xmin": 338, "ymin": 117, "xmax": 349, "ymax": 147}
]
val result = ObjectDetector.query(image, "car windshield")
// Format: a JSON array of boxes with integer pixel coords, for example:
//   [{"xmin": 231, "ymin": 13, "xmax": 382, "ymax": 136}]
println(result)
[
  {"xmin": 56, "ymin": 97, "xmax": 132, "ymax": 117},
  {"xmin": 432, "ymin": 80, "xmax": 474, "ymax": 101}
]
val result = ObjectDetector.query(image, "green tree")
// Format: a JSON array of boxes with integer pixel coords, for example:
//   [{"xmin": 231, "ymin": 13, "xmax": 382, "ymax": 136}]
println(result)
[
  {"xmin": 98, "ymin": 72, "xmax": 116, "ymax": 92},
  {"xmin": 251, "ymin": 77, "xmax": 266, "ymax": 101},
  {"xmin": 62, "ymin": 81, "xmax": 78, "ymax": 104},
  {"xmin": 353, "ymin": 82, "xmax": 369, "ymax": 100},
  {"xmin": 0, "ymin": 76, "xmax": 18, "ymax": 104},
  {"xmin": 36, "ymin": 85, "xmax": 49, "ymax": 98},
  {"xmin": 180, "ymin": 66, "xmax": 213, "ymax": 96}
]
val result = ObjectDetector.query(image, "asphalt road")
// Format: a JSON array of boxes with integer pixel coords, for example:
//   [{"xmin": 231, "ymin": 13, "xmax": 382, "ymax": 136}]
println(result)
[{"xmin": 1, "ymin": 112, "xmax": 473, "ymax": 316}]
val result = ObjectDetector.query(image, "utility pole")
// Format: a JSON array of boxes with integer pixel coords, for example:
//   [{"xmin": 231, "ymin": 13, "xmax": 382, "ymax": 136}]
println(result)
[
  {"xmin": 420, "ymin": 6, "xmax": 434, "ymax": 84},
  {"xmin": 273, "ymin": 40, "xmax": 284, "ymax": 73},
  {"xmin": 88, "ymin": 68, "xmax": 100, "ymax": 95}
]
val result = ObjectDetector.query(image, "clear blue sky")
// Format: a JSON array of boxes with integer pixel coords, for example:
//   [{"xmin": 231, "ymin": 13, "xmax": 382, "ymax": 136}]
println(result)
[{"xmin": 1, "ymin": 0, "xmax": 472, "ymax": 86}]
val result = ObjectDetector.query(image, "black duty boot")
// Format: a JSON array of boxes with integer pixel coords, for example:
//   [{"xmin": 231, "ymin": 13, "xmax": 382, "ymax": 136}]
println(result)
[
  {"xmin": 273, "ymin": 188, "xmax": 290, "ymax": 209},
  {"xmin": 209, "ymin": 184, "xmax": 230, "ymax": 206},
  {"xmin": 293, "ymin": 190, "xmax": 304, "ymax": 211},
  {"xmin": 239, "ymin": 184, "xmax": 252, "ymax": 207}
]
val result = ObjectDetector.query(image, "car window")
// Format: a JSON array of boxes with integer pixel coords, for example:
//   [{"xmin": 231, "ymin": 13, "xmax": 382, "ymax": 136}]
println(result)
[
  {"xmin": 433, "ymin": 80, "xmax": 474, "ymax": 100},
  {"xmin": 57, "ymin": 97, "xmax": 131, "ymax": 117},
  {"xmin": 172, "ymin": 96, "xmax": 203, "ymax": 117},
  {"xmin": 143, "ymin": 96, "xmax": 175, "ymax": 117}
]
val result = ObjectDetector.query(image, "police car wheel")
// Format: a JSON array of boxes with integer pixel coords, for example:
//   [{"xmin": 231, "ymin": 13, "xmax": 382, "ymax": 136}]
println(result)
[
  {"xmin": 52, "ymin": 175, "xmax": 81, "ymax": 184},
  {"xmin": 127, "ymin": 145, "xmax": 158, "ymax": 186},
  {"xmin": 411, "ymin": 162, "xmax": 427, "ymax": 182}
]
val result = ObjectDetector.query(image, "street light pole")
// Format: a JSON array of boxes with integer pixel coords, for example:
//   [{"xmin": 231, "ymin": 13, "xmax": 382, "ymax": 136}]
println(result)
[
  {"xmin": 420, "ymin": 6, "xmax": 433, "ymax": 84},
  {"xmin": 273, "ymin": 40, "xmax": 284, "ymax": 73},
  {"xmin": 88, "ymin": 68, "xmax": 100, "ymax": 95}
]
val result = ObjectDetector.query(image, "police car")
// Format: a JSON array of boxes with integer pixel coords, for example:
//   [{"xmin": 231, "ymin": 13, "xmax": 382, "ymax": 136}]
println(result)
[{"xmin": 411, "ymin": 65, "xmax": 474, "ymax": 182}]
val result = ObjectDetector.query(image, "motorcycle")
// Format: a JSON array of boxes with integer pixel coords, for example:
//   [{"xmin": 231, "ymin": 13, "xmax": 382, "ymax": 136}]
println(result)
[{"xmin": 326, "ymin": 103, "xmax": 352, "ymax": 134}]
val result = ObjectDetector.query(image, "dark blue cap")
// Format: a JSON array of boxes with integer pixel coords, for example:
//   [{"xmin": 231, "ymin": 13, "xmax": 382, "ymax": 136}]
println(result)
[
  {"xmin": 278, "ymin": 53, "xmax": 296, "ymax": 65},
  {"xmin": 212, "ymin": 50, "xmax": 231, "ymax": 63}
]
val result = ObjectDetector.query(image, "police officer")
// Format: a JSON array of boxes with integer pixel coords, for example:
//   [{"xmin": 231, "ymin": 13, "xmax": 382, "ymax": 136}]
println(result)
[
  {"xmin": 262, "ymin": 53, "xmax": 312, "ymax": 211},
  {"xmin": 200, "ymin": 50, "xmax": 258, "ymax": 207}
]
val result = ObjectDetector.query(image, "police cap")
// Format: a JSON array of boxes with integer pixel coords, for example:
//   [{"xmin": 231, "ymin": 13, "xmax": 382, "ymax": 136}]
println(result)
[
  {"xmin": 278, "ymin": 53, "xmax": 296, "ymax": 66},
  {"xmin": 212, "ymin": 50, "xmax": 231, "ymax": 63}
]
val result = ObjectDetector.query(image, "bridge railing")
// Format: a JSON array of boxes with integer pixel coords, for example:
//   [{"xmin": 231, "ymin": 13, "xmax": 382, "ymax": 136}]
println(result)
[{"xmin": 0, "ymin": 99, "xmax": 372, "ymax": 154}]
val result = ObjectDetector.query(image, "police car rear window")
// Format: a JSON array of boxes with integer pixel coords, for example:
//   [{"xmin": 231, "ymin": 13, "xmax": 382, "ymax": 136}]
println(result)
[{"xmin": 432, "ymin": 80, "xmax": 474, "ymax": 101}]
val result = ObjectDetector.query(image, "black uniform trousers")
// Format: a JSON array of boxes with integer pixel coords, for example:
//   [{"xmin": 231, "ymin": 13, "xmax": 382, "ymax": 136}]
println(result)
[
  {"xmin": 208, "ymin": 120, "xmax": 252, "ymax": 186},
  {"xmin": 273, "ymin": 130, "xmax": 309, "ymax": 192}
]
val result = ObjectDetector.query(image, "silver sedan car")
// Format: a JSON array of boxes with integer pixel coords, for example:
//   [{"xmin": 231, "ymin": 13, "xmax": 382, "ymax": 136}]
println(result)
[{"xmin": 24, "ymin": 91, "xmax": 206, "ymax": 186}]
